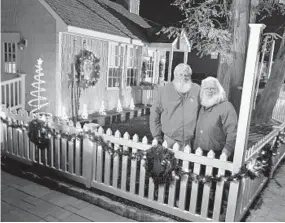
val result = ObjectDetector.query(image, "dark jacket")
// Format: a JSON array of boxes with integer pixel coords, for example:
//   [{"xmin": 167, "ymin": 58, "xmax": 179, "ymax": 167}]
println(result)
[
  {"xmin": 150, "ymin": 82, "xmax": 200, "ymax": 144},
  {"xmin": 194, "ymin": 100, "xmax": 238, "ymax": 154}
]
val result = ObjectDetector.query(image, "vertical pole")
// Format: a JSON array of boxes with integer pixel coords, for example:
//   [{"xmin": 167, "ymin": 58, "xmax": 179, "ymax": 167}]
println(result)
[
  {"xmin": 184, "ymin": 51, "xmax": 188, "ymax": 64},
  {"xmin": 167, "ymin": 47, "xmax": 174, "ymax": 82},
  {"xmin": 21, "ymin": 74, "xmax": 26, "ymax": 110},
  {"xmin": 267, "ymin": 40, "xmax": 275, "ymax": 79},
  {"xmin": 226, "ymin": 24, "xmax": 265, "ymax": 222}
]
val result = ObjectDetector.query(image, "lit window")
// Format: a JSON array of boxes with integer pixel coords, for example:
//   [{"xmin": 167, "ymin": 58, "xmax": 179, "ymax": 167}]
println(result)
[
  {"xmin": 4, "ymin": 42, "xmax": 17, "ymax": 73},
  {"xmin": 108, "ymin": 44, "xmax": 124, "ymax": 88},
  {"xmin": 146, "ymin": 57, "xmax": 154, "ymax": 78},
  {"xmin": 126, "ymin": 47, "xmax": 140, "ymax": 86}
]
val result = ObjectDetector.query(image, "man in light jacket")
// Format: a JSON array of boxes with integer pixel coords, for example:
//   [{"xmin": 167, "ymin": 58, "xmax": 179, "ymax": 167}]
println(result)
[
  {"xmin": 194, "ymin": 77, "xmax": 238, "ymax": 157},
  {"xmin": 150, "ymin": 63, "xmax": 200, "ymax": 148}
]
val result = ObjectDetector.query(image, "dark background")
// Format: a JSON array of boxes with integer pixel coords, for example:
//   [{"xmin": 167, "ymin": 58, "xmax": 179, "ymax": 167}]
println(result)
[{"xmin": 140, "ymin": 0, "xmax": 183, "ymax": 25}]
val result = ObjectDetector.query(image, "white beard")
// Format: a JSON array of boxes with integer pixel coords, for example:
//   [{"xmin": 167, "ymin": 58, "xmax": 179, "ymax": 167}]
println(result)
[
  {"xmin": 201, "ymin": 93, "xmax": 220, "ymax": 108},
  {"xmin": 173, "ymin": 81, "xmax": 192, "ymax": 94}
]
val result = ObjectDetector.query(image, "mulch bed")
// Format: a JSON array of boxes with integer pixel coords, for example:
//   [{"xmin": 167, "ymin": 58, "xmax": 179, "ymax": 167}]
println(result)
[{"xmin": 104, "ymin": 115, "xmax": 153, "ymax": 142}]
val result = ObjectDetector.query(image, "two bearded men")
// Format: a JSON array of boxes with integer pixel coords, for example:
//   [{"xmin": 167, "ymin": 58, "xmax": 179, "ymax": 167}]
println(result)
[{"xmin": 150, "ymin": 63, "xmax": 238, "ymax": 158}]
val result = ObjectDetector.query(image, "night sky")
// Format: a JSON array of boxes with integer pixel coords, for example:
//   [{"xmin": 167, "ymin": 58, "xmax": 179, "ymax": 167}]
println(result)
[{"xmin": 140, "ymin": 0, "xmax": 183, "ymax": 25}]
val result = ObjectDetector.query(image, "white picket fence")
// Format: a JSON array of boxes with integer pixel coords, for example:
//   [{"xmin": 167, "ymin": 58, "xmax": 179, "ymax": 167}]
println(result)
[
  {"xmin": 1, "ymin": 74, "xmax": 26, "ymax": 110},
  {"xmin": 1, "ymin": 108, "xmax": 285, "ymax": 222}
]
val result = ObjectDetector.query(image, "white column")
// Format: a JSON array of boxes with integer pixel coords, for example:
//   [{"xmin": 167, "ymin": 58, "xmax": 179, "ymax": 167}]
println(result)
[
  {"xmin": 21, "ymin": 74, "xmax": 26, "ymax": 110},
  {"xmin": 226, "ymin": 24, "xmax": 266, "ymax": 222},
  {"xmin": 167, "ymin": 48, "xmax": 174, "ymax": 82},
  {"xmin": 55, "ymin": 32, "xmax": 62, "ymax": 117},
  {"xmin": 183, "ymin": 51, "xmax": 188, "ymax": 64}
]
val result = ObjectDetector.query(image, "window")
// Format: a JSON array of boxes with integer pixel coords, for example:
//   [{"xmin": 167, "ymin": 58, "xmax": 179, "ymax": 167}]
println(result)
[
  {"xmin": 2, "ymin": 33, "xmax": 19, "ymax": 74},
  {"xmin": 126, "ymin": 47, "xmax": 140, "ymax": 86},
  {"xmin": 108, "ymin": 44, "xmax": 124, "ymax": 88},
  {"xmin": 146, "ymin": 57, "xmax": 154, "ymax": 78},
  {"xmin": 4, "ymin": 42, "xmax": 17, "ymax": 73}
]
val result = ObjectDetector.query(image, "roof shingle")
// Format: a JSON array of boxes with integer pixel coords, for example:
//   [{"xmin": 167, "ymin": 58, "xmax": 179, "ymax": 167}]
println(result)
[{"xmin": 44, "ymin": 0, "xmax": 152, "ymax": 41}]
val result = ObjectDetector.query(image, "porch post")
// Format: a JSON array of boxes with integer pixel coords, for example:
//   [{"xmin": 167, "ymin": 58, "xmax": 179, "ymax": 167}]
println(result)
[
  {"xmin": 167, "ymin": 47, "xmax": 174, "ymax": 82},
  {"xmin": 21, "ymin": 74, "xmax": 26, "ymax": 110},
  {"xmin": 225, "ymin": 24, "xmax": 265, "ymax": 222},
  {"xmin": 183, "ymin": 51, "xmax": 188, "ymax": 64}
]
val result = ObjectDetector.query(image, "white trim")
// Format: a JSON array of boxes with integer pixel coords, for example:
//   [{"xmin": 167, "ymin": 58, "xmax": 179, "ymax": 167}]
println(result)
[
  {"xmin": 68, "ymin": 26, "xmax": 144, "ymax": 46},
  {"xmin": 147, "ymin": 42, "xmax": 174, "ymax": 49},
  {"xmin": 55, "ymin": 32, "xmax": 62, "ymax": 116},
  {"xmin": 131, "ymin": 39, "xmax": 144, "ymax": 46}
]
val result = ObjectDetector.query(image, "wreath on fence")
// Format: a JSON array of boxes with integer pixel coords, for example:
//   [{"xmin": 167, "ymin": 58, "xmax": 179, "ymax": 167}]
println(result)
[
  {"xmin": 73, "ymin": 49, "xmax": 100, "ymax": 90},
  {"xmin": 144, "ymin": 145, "xmax": 179, "ymax": 185},
  {"xmin": 28, "ymin": 119, "xmax": 51, "ymax": 150}
]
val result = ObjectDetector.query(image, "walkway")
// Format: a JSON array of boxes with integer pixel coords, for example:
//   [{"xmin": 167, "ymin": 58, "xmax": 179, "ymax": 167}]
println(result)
[
  {"xmin": 246, "ymin": 162, "xmax": 285, "ymax": 222},
  {"xmin": 1, "ymin": 171, "xmax": 134, "ymax": 222}
]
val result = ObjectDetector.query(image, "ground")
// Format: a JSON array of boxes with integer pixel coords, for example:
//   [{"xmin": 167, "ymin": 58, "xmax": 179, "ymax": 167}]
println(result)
[
  {"xmin": 1, "ymin": 171, "xmax": 133, "ymax": 222},
  {"xmin": 245, "ymin": 159, "xmax": 285, "ymax": 222}
]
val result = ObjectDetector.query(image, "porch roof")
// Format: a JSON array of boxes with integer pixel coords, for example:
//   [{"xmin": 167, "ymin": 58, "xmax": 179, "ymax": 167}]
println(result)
[{"xmin": 44, "ymin": 0, "xmax": 151, "ymax": 42}]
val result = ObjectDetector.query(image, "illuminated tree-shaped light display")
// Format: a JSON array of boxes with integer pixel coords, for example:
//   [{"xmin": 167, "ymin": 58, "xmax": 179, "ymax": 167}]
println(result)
[
  {"xmin": 28, "ymin": 58, "xmax": 49, "ymax": 115},
  {"xmin": 99, "ymin": 101, "xmax": 107, "ymax": 116},
  {"xmin": 116, "ymin": 99, "xmax": 123, "ymax": 113},
  {"xmin": 130, "ymin": 97, "xmax": 135, "ymax": 110}
]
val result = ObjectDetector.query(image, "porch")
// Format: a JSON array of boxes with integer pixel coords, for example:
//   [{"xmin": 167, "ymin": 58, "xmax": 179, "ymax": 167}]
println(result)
[{"xmin": 1, "ymin": 73, "xmax": 26, "ymax": 111}]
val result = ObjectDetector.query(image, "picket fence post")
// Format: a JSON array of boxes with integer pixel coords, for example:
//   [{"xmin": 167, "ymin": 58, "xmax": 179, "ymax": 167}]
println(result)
[
  {"xmin": 226, "ymin": 23, "xmax": 266, "ymax": 222},
  {"xmin": 82, "ymin": 134, "xmax": 95, "ymax": 188}
]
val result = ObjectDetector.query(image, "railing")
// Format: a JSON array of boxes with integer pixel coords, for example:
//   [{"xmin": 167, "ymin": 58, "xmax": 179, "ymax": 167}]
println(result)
[
  {"xmin": 1, "ymin": 74, "xmax": 26, "ymax": 110},
  {"xmin": 234, "ymin": 122, "xmax": 285, "ymax": 221},
  {"xmin": 272, "ymin": 90, "xmax": 285, "ymax": 123},
  {"xmin": 1, "ymin": 108, "xmax": 285, "ymax": 222}
]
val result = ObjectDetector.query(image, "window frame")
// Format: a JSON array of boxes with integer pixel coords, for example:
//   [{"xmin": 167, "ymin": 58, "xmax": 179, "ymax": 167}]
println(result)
[
  {"xmin": 107, "ymin": 42, "xmax": 125, "ymax": 89},
  {"xmin": 1, "ymin": 33, "xmax": 20, "ymax": 75},
  {"xmin": 126, "ymin": 46, "xmax": 140, "ymax": 87}
]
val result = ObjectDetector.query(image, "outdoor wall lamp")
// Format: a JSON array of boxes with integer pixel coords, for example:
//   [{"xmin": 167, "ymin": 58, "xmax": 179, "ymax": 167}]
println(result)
[{"xmin": 17, "ymin": 38, "xmax": 28, "ymax": 51}]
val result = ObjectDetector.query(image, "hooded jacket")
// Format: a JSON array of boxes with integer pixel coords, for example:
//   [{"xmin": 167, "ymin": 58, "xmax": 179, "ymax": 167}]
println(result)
[{"xmin": 150, "ymin": 82, "xmax": 200, "ymax": 144}]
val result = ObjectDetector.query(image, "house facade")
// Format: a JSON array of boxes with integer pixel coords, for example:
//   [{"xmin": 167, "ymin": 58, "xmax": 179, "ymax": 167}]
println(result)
[{"xmin": 1, "ymin": 0, "xmax": 191, "ymax": 118}]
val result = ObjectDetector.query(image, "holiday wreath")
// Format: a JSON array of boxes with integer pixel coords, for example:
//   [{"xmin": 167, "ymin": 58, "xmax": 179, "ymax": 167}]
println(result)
[
  {"xmin": 28, "ymin": 119, "xmax": 51, "ymax": 150},
  {"xmin": 144, "ymin": 145, "xmax": 179, "ymax": 185},
  {"xmin": 74, "ymin": 49, "xmax": 100, "ymax": 89}
]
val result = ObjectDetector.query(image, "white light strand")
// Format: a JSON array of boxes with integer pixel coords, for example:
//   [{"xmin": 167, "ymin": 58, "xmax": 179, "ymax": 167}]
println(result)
[{"xmin": 28, "ymin": 58, "xmax": 49, "ymax": 114}]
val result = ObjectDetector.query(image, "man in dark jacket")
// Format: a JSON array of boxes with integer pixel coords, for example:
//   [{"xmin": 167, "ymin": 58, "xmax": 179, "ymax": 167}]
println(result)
[
  {"xmin": 150, "ymin": 63, "xmax": 200, "ymax": 148},
  {"xmin": 194, "ymin": 77, "xmax": 238, "ymax": 157}
]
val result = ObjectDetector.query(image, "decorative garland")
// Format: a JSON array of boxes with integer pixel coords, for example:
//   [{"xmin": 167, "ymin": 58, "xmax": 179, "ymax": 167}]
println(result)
[
  {"xmin": 74, "ymin": 49, "xmax": 100, "ymax": 90},
  {"xmin": 1, "ymin": 116, "xmax": 285, "ymax": 185}
]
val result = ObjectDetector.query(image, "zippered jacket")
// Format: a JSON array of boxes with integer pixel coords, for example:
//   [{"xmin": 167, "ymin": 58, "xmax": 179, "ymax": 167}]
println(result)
[{"xmin": 150, "ymin": 82, "xmax": 200, "ymax": 144}]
